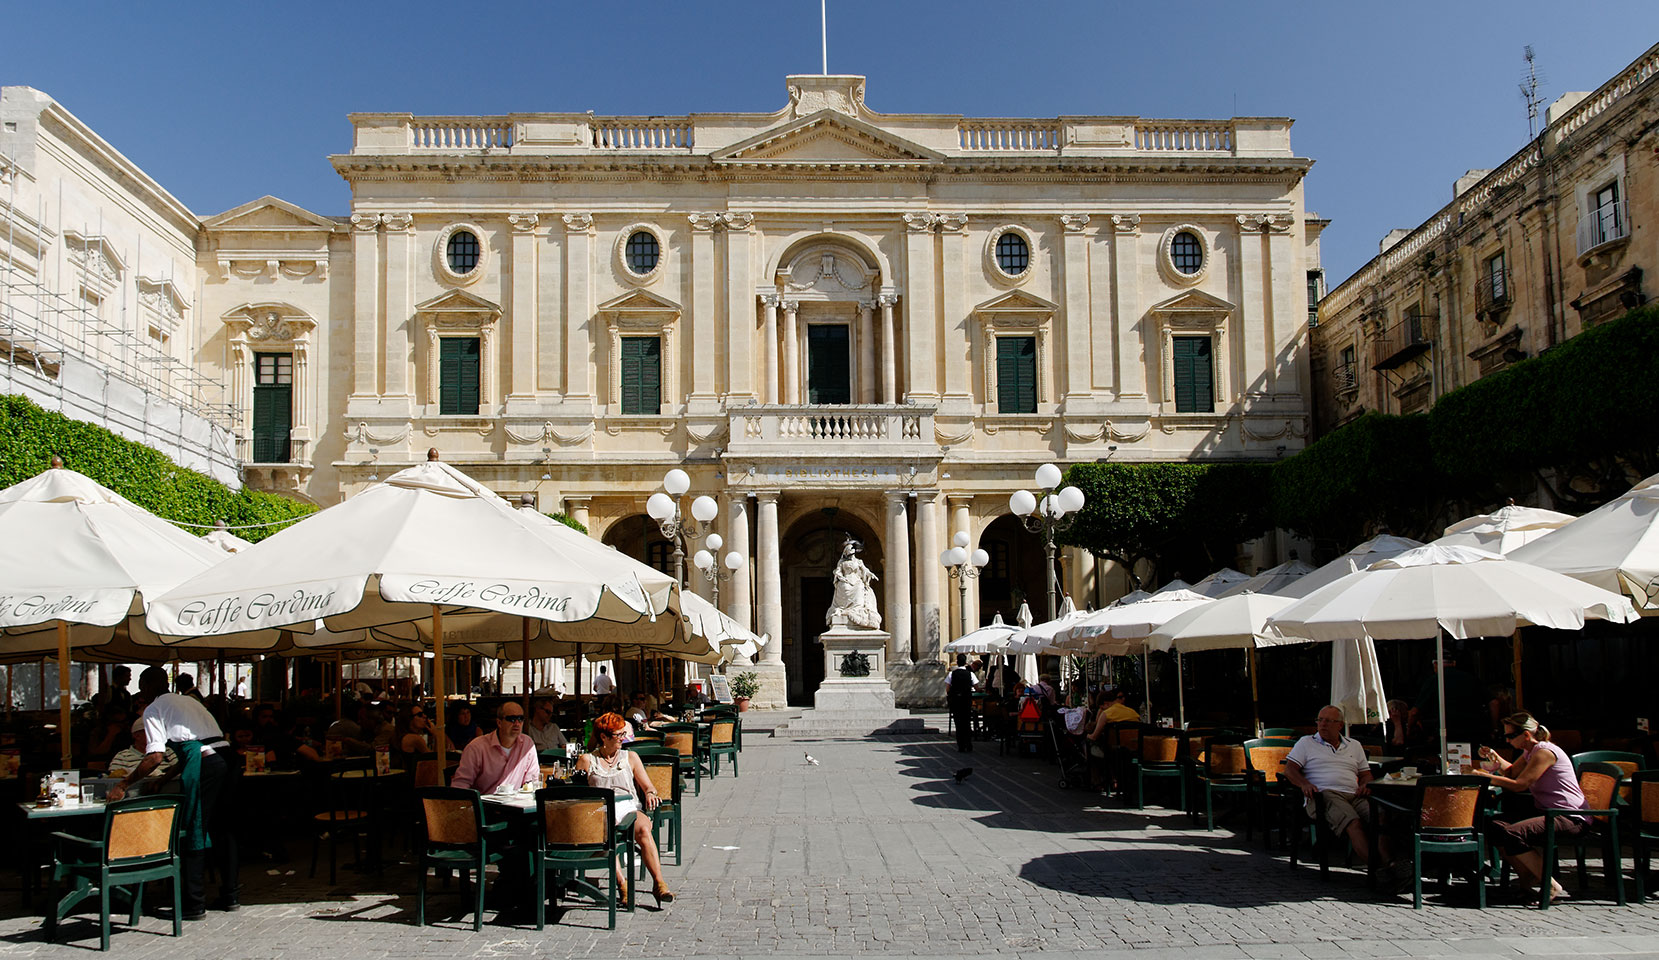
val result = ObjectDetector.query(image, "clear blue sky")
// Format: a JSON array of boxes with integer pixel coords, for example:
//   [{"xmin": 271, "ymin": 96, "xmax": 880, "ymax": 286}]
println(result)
[{"xmin": 7, "ymin": 2, "xmax": 1657, "ymax": 287}]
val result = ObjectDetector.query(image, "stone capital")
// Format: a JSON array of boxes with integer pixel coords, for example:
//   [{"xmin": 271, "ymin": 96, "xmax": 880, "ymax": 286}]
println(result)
[
  {"xmin": 1110, "ymin": 213, "xmax": 1141, "ymax": 235},
  {"xmin": 1235, "ymin": 213, "xmax": 1269, "ymax": 234},
  {"xmin": 877, "ymin": 292, "xmax": 900, "ymax": 308},
  {"xmin": 1060, "ymin": 214, "xmax": 1092, "ymax": 233},
  {"xmin": 903, "ymin": 212, "xmax": 938, "ymax": 233},
  {"xmin": 561, "ymin": 212, "xmax": 594, "ymax": 234},
  {"xmin": 935, "ymin": 213, "xmax": 968, "ymax": 234},
  {"xmin": 753, "ymin": 489, "xmax": 782, "ymax": 504},
  {"xmin": 720, "ymin": 212, "xmax": 754, "ymax": 232},
  {"xmin": 688, "ymin": 212, "xmax": 723, "ymax": 232},
  {"xmin": 780, "ymin": 298, "xmax": 800, "ymax": 315},
  {"xmin": 349, "ymin": 212, "xmax": 382, "ymax": 234},
  {"xmin": 508, "ymin": 213, "xmax": 541, "ymax": 234},
  {"xmin": 759, "ymin": 293, "xmax": 782, "ymax": 308},
  {"xmin": 380, "ymin": 212, "xmax": 414, "ymax": 233},
  {"xmin": 883, "ymin": 489, "xmax": 911, "ymax": 505}
]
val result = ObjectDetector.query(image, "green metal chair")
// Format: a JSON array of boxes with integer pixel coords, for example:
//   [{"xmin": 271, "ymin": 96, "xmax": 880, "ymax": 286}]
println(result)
[
  {"xmin": 660, "ymin": 724, "xmax": 704, "ymax": 796},
  {"xmin": 638, "ymin": 752, "xmax": 684, "ymax": 872},
  {"xmin": 533, "ymin": 786, "xmax": 635, "ymax": 930},
  {"xmin": 1261, "ymin": 727, "xmax": 1298, "ymax": 738},
  {"xmin": 1194, "ymin": 738, "xmax": 1253, "ymax": 833},
  {"xmin": 45, "ymin": 795, "xmax": 183, "ymax": 952},
  {"xmin": 1540, "ymin": 760, "xmax": 1625, "ymax": 908},
  {"xmin": 414, "ymin": 786, "xmax": 507, "ymax": 931},
  {"xmin": 1242, "ymin": 738, "xmax": 1298, "ymax": 850},
  {"xmin": 1372, "ymin": 775, "xmax": 1489, "ymax": 909},
  {"xmin": 707, "ymin": 717, "xmax": 740, "ymax": 777},
  {"xmin": 1129, "ymin": 727, "xmax": 1187, "ymax": 811},
  {"xmin": 1629, "ymin": 770, "xmax": 1659, "ymax": 901}
]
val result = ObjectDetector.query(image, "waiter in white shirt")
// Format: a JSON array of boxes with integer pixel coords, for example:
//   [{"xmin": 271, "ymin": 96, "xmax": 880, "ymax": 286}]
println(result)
[{"xmin": 109, "ymin": 667, "xmax": 239, "ymax": 919}]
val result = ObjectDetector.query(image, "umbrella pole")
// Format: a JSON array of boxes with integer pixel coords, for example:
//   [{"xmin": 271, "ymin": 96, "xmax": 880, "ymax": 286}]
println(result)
[
  {"xmin": 1175, "ymin": 651, "xmax": 1185, "ymax": 729},
  {"xmin": 575, "ymin": 645, "xmax": 584, "ymax": 703},
  {"xmin": 1436, "ymin": 630, "xmax": 1449, "ymax": 774},
  {"xmin": 1142, "ymin": 650, "xmax": 1152, "ymax": 724},
  {"xmin": 334, "ymin": 654, "xmax": 343, "ymax": 719},
  {"xmin": 1512, "ymin": 630, "xmax": 1524, "ymax": 711},
  {"xmin": 6, "ymin": 664, "xmax": 12, "ymax": 718},
  {"xmin": 57, "ymin": 621, "xmax": 71, "ymax": 768},
  {"xmin": 1247, "ymin": 647, "xmax": 1261, "ymax": 736},
  {"xmin": 522, "ymin": 618, "xmax": 532, "ymax": 712},
  {"xmin": 432, "ymin": 605, "xmax": 447, "ymax": 784}
]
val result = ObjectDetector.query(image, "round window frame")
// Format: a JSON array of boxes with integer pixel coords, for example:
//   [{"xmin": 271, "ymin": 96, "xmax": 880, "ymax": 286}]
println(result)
[
  {"xmin": 614, "ymin": 223, "xmax": 668, "ymax": 286},
  {"xmin": 985, "ymin": 224, "xmax": 1036, "ymax": 287},
  {"xmin": 434, "ymin": 222, "xmax": 490, "ymax": 286},
  {"xmin": 1158, "ymin": 224, "xmax": 1210, "ymax": 286}
]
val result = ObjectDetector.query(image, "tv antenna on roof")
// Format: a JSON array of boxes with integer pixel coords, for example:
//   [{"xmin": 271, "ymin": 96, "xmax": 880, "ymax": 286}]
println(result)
[{"xmin": 1520, "ymin": 45, "xmax": 1545, "ymax": 139}]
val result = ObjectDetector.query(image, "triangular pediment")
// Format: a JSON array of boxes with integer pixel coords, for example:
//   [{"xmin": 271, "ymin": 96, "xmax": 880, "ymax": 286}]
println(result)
[
  {"xmin": 203, "ymin": 196, "xmax": 338, "ymax": 232},
  {"xmin": 974, "ymin": 290, "xmax": 1060, "ymax": 314},
  {"xmin": 1149, "ymin": 289, "xmax": 1236, "ymax": 315},
  {"xmin": 713, "ymin": 112, "xmax": 942, "ymax": 165},
  {"xmin": 598, "ymin": 289, "xmax": 682, "ymax": 315},
  {"xmin": 415, "ymin": 289, "xmax": 501, "ymax": 315}
]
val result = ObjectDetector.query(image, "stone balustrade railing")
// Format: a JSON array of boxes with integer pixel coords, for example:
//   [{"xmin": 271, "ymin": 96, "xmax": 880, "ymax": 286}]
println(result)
[
  {"xmin": 730, "ymin": 405, "xmax": 933, "ymax": 450},
  {"xmin": 957, "ymin": 121, "xmax": 1062, "ymax": 151},
  {"xmin": 591, "ymin": 118, "xmax": 694, "ymax": 150},
  {"xmin": 410, "ymin": 118, "xmax": 514, "ymax": 149},
  {"xmin": 1133, "ymin": 121, "xmax": 1234, "ymax": 152}
]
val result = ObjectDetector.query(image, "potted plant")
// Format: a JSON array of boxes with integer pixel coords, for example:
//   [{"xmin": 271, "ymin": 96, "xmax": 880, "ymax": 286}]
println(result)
[{"xmin": 728, "ymin": 671, "xmax": 760, "ymax": 712}]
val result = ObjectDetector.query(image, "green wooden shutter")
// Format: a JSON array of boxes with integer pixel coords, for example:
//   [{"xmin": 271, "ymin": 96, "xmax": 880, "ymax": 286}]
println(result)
[
  {"xmin": 996, "ymin": 336, "xmax": 1036, "ymax": 414},
  {"xmin": 620, "ymin": 337, "xmax": 661, "ymax": 415},
  {"xmin": 251, "ymin": 353, "xmax": 292, "ymax": 462},
  {"xmin": 439, "ymin": 337, "xmax": 480, "ymax": 415},
  {"xmin": 807, "ymin": 325, "xmax": 851, "ymax": 404},
  {"xmin": 1172, "ymin": 336, "xmax": 1214, "ymax": 413}
]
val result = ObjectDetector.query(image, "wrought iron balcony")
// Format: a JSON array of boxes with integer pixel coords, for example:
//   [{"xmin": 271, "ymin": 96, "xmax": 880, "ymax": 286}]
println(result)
[
  {"xmin": 1475, "ymin": 268, "xmax": 1512, "ymax": 319},
  {"xmin": 1372, "ymin": 312, "xmax": 1434, "ymax": 371}
]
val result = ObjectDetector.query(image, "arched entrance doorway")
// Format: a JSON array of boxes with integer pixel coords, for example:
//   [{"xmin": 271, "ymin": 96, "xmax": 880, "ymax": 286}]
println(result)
[
  {"xmin": 596, "ymin": 514, "xmax": 677, "ymax": 698},
  {"xmin": 778, "ymin": 509, "xmax": 884, "ymax": 706},
  {"xmin": 977, "ymin": 514, "xmax": 1049, "ymax": 625}
]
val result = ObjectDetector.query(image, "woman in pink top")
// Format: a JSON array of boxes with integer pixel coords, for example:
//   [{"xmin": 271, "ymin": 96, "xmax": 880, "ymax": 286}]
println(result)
[{"xmin": 1476, "ymin": 712, "xmax": 1588, "ymax": 903}]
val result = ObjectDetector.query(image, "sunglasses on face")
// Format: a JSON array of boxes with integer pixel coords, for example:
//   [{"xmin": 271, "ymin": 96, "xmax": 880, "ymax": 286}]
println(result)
[
  {"xmin": 1504, "ymin": 730, "xmax": 1524, "ymax": 740},
  {"xmin": 599, "ymin": 731, "xmax": 623, "ymax": 739},
  {"xmin": 500, "ymin": 714, "xmax": 526, "ymax": 723}
]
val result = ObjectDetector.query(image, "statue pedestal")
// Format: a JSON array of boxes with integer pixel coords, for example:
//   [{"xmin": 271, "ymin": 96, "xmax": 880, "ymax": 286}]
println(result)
[{"xmin": 773, "ymin": 613, "xmax": 937, "ymax": 739}]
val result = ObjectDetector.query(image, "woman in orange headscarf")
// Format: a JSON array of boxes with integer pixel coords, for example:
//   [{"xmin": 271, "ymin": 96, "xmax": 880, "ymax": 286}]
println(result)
[{"xmin": 575, "ymin": 712, "xmax": 674, "ymax": 905}]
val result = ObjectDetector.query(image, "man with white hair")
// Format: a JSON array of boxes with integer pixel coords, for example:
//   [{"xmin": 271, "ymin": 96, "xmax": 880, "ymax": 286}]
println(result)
[{"xmin": 1283, "ymin": 705, "xmax": 1390, "ymax": 870}]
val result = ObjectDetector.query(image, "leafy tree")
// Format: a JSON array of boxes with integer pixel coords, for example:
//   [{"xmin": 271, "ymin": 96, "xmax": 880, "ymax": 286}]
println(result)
[
  {"xmin": 1059, "ymin": 462, "xmax": 1272, "ymax": 588},
  {"xmin": 1269, "ymin": 411, "xmax": 1448, "ymax": 545}
]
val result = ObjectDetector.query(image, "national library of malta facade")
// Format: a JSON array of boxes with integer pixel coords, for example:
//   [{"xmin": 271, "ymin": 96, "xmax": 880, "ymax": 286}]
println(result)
[{"xmin": 1, "ymin": 75, "xmax": 1323, "ymax": 705}]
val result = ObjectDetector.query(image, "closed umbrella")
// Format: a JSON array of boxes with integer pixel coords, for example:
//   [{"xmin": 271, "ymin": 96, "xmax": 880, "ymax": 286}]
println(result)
[
  {"xmin": 149, "ymin": 451, "xmax": 680, "ymax": 767},
  {"xmin": 1266, "ymin": 544, "xmax": 1639, "ymax": 769},
  {"xmin": 0, "ymin": 464, "xmax": 230, "ymax": 765},
  {"xmin": 1509, "ymin": 472, "xmax": 1659, "ymax": 613}
]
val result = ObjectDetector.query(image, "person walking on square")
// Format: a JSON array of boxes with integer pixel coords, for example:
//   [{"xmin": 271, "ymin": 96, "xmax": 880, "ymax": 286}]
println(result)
[{"xmin": 946, "ymin": 654, "xmax": 976, "ymax": 752}]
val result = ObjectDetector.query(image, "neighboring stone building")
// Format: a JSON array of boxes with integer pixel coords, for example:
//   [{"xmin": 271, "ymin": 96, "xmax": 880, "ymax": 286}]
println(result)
[
  {"xmin": 0, "ymin": 87, "xmax": 237, "ymax": 484},
  {"xmin": 1314, "ymin": 43, "xmax": 1657, "ymax": 433},
  {"xmin": 3, "ymin": 75, "xmax": 1324, "ymax": 707}
]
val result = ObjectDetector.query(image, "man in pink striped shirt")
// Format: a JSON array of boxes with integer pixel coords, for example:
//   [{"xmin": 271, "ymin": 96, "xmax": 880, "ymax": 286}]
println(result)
[{"xmin": 452, "ymin": 702, "xmax": 541, "ymax": 793}]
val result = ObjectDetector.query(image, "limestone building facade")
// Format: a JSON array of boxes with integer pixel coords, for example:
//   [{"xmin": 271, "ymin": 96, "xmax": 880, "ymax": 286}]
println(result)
[
  {"xmin": 1314, "ymin": 43, "xmax": 1657, "ymax": 432},
  {"xmin": 5, "ymin": 76, "xmax": 1323, "ymax": 706}
]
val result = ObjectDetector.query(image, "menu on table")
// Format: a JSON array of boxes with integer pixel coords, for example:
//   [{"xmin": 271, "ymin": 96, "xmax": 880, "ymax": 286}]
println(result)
[{"xmin": 1447, "ymin": 742, "xmax": 1474, "ymax": 774}]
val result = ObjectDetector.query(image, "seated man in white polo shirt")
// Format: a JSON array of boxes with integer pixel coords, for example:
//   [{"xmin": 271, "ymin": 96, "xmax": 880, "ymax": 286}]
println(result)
[{"xmin": 1283, "ymin": 705, "xmax": 1388, "ymax": 867}]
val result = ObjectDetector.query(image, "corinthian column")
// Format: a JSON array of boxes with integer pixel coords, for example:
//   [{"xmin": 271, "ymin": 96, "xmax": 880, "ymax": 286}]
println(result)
[
  {"xmin": 884, "ymin": 491, "xmax": 912, "ymax": 665},
  {"xmin": 752, "ymin": 490, "xmax": 788, "ymax": 708}
]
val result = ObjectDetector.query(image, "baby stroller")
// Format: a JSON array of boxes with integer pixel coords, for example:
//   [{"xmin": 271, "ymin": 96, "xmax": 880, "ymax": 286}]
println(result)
[{"xmin": 1048, "ymin": 706, "xmax": 1088, "ymax": 790}]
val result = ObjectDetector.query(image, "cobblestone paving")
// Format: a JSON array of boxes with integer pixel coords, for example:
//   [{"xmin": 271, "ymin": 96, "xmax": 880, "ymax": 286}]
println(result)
[{"xmin": 3, "ymin": 726, "xmax": 1659, "ymax": 958}]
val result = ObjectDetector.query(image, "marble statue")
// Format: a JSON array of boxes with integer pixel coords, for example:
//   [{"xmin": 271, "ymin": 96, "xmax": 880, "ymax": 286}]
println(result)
[{"xmin": 827, "ymin": 537, "xmax": 881, "ymax": 630}]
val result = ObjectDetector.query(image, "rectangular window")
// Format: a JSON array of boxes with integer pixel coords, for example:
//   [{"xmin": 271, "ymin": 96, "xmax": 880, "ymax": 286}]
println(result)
[
  {"xmin": 1485, "ymin": 251, "xmax": 1508, "ymax": 304},
  {"xmin": 1306, "ymin": 270, "xmax": 1324, "ymax": 326},
  {"xmin": 1338, "ymin": 344, "xmax": 1357, "ymax": 389},
  {"xmin": 1171, "ymin": 336, "xmax": 1214, "ymax": 413},
  {"xmin": 806, "ymin": 324, "xmax": 851, "ymax": 405},
  {"xmin": 252, "ymin": 352, "xmax": 293, "ymax": 463},
  {"xmin": 619, "ymin": 336, "xmax": 662, "ymax": 415},
  {"xmin": 438, "ymin": 337, "xmax": 480, "ymax": 416},
  {"xmin": 995, "ymin": 336, "xmax": 1037, "ymax": 414},
  {"xmin": 1593, "ymin": 182, "xmax": 1623, "ymax": 245}
]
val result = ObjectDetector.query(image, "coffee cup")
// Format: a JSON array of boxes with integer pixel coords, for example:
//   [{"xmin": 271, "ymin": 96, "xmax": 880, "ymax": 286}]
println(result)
[{"xmin": 1401, "ymin": 765, "xmax": 1418, "ymax": 778}]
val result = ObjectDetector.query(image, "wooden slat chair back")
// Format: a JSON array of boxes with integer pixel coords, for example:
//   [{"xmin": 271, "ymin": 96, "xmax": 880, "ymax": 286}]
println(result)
[
  {"xmin": 711, "ymin": 720, "xmax": 736, "ymax": 746},
  {"xmin": 1419, "ymin": 782, "xmax": 1481, "ymax": 831},
  {"xmin": 106, "ymin": 806, "xmax": 177, "ymax": 861},
  {"xmin": 663, "ymin": 731, "xmax": 695, "ymax": 759},
  {"xmin": 1141, "ymin": 735, "xmax": 1179, "ymax": 765},
  {"xmin": 1245, "ymin": 744, "xmax": 1292, "ymax": 783},
  {"xmin": 543, "ymin": 797, "xmax": 609, "ymax": 847},
  {"xmin": 421, "ymin": 795, "xmax": 478, "ymax": 845},
  {"xmin": 1207, "ymin": 744, "xmax": 1250, "ymax": 778},
  {"xmin": 414, "ymin": 758, "xmax": 445, "ymax": 788},
  {"xmin": 645, "ymin": 760, "xmax": 676, "ymax": 799},
  {"xmin": 1581, "ymin": 767, "xmax": 1621, "ymax": 824}
]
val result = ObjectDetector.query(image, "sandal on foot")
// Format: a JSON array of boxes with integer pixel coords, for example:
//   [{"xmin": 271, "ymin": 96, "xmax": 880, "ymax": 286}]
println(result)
[{"xmin": 652, "ymin": 884, "xmax": 675, "ymax": 906}]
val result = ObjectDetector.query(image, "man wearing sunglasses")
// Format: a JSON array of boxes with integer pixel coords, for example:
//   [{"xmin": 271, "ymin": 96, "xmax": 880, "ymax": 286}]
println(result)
[{"xmin": 451, "ymin": 703, "xmax": 541, "ymax": 794}]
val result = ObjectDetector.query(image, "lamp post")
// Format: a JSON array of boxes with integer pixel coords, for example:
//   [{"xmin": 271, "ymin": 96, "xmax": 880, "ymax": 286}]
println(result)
[
  {"xmin": 940, "ymin": 531, "xmax": 990, "ymax": 640},
  {"xmin": 646, "ymin": 468, "xmax": 719, "ymax": 587},
  {"xmin": 692, "ymin": 534, "xmax": 745, "ymax": 608},
  {"xmin": 1008, "ymin": 463, "xmax": 1086, "ymax": 622}
]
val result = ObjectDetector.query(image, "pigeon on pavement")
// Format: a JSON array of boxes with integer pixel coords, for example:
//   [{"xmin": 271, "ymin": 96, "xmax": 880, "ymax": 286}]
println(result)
[
  {"xmin": 804, "ymin": 753, "xmax": 819, "ymax": 766},
  {"xmin": 954, "ymin": 767, "xmax": 973, "ymax": 784}
]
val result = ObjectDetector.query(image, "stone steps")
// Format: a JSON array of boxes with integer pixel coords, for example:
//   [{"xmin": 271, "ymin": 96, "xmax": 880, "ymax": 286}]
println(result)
[{"xmin": 770, "ymin": 711, "xmax": 941, "ymax": 739}]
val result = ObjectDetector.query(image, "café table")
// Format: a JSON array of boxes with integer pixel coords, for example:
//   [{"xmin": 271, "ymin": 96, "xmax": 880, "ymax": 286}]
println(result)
[{"xmin": 13, "ymin": 800, "xmax": 109, "ymax": 908}]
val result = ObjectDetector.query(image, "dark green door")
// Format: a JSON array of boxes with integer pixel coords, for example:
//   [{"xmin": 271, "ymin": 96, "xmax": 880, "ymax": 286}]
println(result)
[
  {"xmin": 439, "ymin": 337, "xmax": 481, "ymax": 415},
  {"xmin": 252, "ymin": 353, "xmax": 293, "ymax": 462},
  {"xmin": 806, "ymin": 324, "xmax": 851, "ymax": 405},
  {"xmin": 1172, "ymin": 336, "xmax": 1214, "ymax": 413}
]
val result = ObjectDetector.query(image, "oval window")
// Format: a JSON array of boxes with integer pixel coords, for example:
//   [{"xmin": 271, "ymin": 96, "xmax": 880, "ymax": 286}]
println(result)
[
  {"xmin": 1171, "ymin": 231, "xmax": 1203, "ymax": 275},
  {"xmin": 995, "ymin": 232, "xmax": 1029, "ymax": 276},
  {"xmin": 446, "ymin": 230, "xmax": 481, "ymax": 275},
  {"xmin": 625, "ymin": 230, "xmax": 660, "ymax": 275}
]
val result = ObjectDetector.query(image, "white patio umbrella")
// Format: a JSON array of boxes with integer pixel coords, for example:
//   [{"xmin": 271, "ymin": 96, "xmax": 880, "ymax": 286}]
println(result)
[
  {"xmin": 0, "ymin": 465, "xmax": 231, "ymax": 764},
  {"xmin": 149, "ymin": 452, "xmax": 680, "ymax": 762},
  {"xmin": 945, "ymin": 613, "xmax": 1019, "ymax": 655},
  {"xmin": 1189, "ymin": 568, "xmax": 1251, "ymax": 598},
  {"xmin": 1006, "ymin": 596, "xmax": 1086, "ymax": 655},
  {"xmin": 1432, "ymin": 502, "xmax": 1575, "ymax": 555},
  {"xmin": 1276, "ymin": 534, "xmax": 1424, "ymax": 600},
  {"xmin": 1146, "ymin": 591, "xmax": 1300, "ymax": 731},
  {"xmin": 202, "ymin": 521, "xmax": 254, "ymax": 554},
  {"xmin": 1218, "ymin": 558, "xmax": 1317, "ymax": 598},
  {"xmin": 1059, "ymin": 589, "xmax": 1213, "ymax": 654},
  {"xmin": 1509, "ymin": 472, "xmax": 1659, "ymax": 613},
  {"xmin": 1151, "ymin": 579, "xmax": 1199, "ymax": 596},
  {"xmin": 1265, "ymin": 543, "xmax": 1639, "ymax": 768}
]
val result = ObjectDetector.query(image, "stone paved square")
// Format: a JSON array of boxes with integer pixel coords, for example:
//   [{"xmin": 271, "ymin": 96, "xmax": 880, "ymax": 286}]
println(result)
[{"xmin": 3, "ymin": 727, "xmax": 1659, "ymax": 959}]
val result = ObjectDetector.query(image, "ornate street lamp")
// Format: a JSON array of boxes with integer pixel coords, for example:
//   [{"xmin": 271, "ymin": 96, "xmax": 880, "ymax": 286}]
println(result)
[
  {"xmin": 692, "ymin": 534, "xmax": 745, "ymax": 608},
  {"xmin": 1008, "ymin": 463, "xmax": 1086, "ymax": 622},
  {"xmin": 646, "ymin": 468, "xmax": 719, "ymax": 587},
  {"xmin": 940, "ymin": 531, "xmax": 990, "ymax": 640}
]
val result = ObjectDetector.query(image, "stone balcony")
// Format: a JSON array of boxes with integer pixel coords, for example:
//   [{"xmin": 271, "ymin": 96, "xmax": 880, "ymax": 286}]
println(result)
[{"xmin": 724, "ymin": 404, "xmax": 938, "ymax": 462}]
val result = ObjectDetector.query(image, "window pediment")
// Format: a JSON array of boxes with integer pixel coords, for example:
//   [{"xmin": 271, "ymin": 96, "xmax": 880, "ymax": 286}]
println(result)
[
  {"xmin": 598, "ymin": 288, "xmax": 682, "ymax": 328},
  {"xmin": 712, "ymin": 112, "xmax": 942, "ymax": 165},
  {"xmin": 416, "ymin": 288, "xmax": 502, "ymax": 329},
  {"xmin": 974, "ymin": 290, "xmax": 1059, "ymax": 318},
  {"xmin": 1149, "ymin": 289, "xmax": 1235, "ymax": 328}
]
